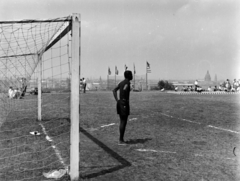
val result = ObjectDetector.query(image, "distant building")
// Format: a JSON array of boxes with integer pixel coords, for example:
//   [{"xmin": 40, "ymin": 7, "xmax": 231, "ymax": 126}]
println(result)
[{"xmin": 204, "ymin": 70, "xmax": 211, "ymax": 82}]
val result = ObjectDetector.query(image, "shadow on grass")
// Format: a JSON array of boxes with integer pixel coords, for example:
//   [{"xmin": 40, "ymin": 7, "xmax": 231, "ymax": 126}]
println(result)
[
  {"xmin": 79, "ymin": 127, "xmax": 131, "ymax": 179},
  {"xmin": 126, "ymin": 138, "xmax": 152, "ymax": 144}
]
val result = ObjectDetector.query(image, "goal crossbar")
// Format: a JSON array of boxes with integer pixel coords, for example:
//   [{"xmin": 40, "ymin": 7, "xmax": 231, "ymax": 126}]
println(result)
[{"xmin": 0, "ymin": 16, "xmax": 71, "ymax": 24}]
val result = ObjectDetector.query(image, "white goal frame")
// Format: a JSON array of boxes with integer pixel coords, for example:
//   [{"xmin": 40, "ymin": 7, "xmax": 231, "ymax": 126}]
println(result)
[{"xmin": 0, "ymin": 13, "xmax": 80, "ymax": 181}]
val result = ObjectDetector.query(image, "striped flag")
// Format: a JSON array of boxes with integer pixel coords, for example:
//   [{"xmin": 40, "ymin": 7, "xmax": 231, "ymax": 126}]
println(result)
[
  {"xmin": 134, "ymin": 63, "xmax": 136, "ymax": 74},
  {"xmin": 125, "ymin": 64, "xmax": 128, "ymax": 70},
  {"xmin": 108, "ymin": 67, "xmax": 111, "ymax": 75},
  {"xmin": 147, "ymin": 61, "xmax": 151, "ymax": 73},
  {"xmin": 115, "ymin": 66, "xmax": 118, "ymax": 75}
]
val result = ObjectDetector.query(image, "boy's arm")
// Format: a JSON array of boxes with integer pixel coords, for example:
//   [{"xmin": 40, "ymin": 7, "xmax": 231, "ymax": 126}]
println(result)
[{"xmin": 112, "ymin": 85, "xmax": 119, "ymax": 102}]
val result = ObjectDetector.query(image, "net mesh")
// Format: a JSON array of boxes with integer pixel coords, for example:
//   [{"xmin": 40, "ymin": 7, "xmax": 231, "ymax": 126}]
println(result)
[{"xmin": 0, "ymin": 16, "xmax": 72, "ymax": 180}]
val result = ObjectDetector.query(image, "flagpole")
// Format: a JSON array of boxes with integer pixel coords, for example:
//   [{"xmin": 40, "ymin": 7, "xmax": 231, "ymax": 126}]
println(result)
[
  {"xmin": 146, "ymin": 61, "xmax": 148, "ymax": 90},
  {"xmin": 134, "ymin": 73, "xmax": 135, "ymax": 90},
  {"xmin": 134, "ymin": 64, "xmax": 135, "ymax": 90},
  {"xmin": 107, "ymin": 74, "xmax": 109, "ymax": 90}
]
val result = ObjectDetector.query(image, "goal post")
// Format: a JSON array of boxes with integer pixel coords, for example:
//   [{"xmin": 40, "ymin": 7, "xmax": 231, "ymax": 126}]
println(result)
[
  {"xmin": 38, "ymin": 54, "xmax": 42, "ymax": 121},
  {"xmin": 70, "ymin": 13, "xmax": 80, "ymax": 181},
  {"xmin": 0, "ymin": 13, "xmax": 80, "ymax": 181}
]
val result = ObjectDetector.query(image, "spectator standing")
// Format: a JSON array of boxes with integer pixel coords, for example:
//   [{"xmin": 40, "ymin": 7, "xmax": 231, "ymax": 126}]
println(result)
[
  {"xmin": 82, "ymin": 78, "xmax": 86, "ymax": 93},
  {"xmin": 79, "ymin": 79, "xmax": 83, "ymax": 92},
  {"xmin": 225, "ymin": 79, "xmax": 231, "ymax": 92},
  {"xmin": 194, "ymin": 80, "xmax": 198, "ymax": 91},
  {"xmin": 232, "ymin": 79, "xmax": 238, "ymax": 92}
]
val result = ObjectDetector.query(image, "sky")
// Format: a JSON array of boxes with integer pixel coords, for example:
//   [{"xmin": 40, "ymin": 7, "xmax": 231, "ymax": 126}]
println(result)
[{"xmin": 0, "ymin": 0, "xmax": 239, "ymax": 81}]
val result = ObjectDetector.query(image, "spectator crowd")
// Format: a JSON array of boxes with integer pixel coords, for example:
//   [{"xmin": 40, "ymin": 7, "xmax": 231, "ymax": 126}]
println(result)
[{"xmin": 176, "ymin": 79, "xmax": 240, "ymax": 93}]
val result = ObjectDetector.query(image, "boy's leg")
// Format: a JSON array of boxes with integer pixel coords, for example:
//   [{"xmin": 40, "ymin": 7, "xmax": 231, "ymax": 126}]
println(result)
[{"xmin": 119, "ymin": 114, "xmax": 128, "ymax": 142}]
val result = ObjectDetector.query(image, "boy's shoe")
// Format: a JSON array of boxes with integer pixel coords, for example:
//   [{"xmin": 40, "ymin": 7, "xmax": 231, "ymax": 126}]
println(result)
[{"xmin": 118, "ymin": 141, "xmax": 127, "ymax": 145}]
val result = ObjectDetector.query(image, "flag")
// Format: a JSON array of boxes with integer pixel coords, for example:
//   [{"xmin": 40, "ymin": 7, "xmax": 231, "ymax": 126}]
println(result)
[
  {"xmin": 108, "ymin": 67, "xmax": 111, "ymax": 75},
  {"xmin": 125, "ymin": 64, "xmax": 128, "ymax": 70},
  {"xmin": 146, "ymin": 61, "xmax": 151, "ymax": 73},
  {"xmin": 134, "ymin": 63, "xmax": 136, "ymax": 74},
  {"xmin": 115, "ymin": 66, "xmax": 118, "ymax": 75}
]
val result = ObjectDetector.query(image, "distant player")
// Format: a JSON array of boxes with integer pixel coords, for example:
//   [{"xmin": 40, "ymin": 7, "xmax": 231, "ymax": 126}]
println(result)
[
  {"xmin": 79, "ymin": 79, "xmax": 83, "ymax": 92},
  {"xmin": 113, "ymin": 70, "xmax": 133, "ymax": 145},
  {"xmin": 20, "ymin": 78, "xmax": 27, "ymax": 97},
  {"xmin": 82, "ymin": 78, "xmax": 86, "ymax": 93}
]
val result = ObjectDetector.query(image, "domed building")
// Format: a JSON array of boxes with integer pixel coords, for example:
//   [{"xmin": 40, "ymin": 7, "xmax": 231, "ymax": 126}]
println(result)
[{"xmin": 204, "ymin": 70, "xmax": 211, "ymax": 82}]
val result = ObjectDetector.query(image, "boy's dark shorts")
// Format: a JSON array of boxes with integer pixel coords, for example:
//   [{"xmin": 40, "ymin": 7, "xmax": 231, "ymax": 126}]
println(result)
[{"xmin": 117, "ymin": 100, "xmax": 130, "ymax": 116}]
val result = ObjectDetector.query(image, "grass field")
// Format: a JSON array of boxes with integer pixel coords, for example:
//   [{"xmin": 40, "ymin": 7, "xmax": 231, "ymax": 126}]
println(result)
[{"xmin": 0, "ymin": 91, "xmax": 239, "ymax": 181}]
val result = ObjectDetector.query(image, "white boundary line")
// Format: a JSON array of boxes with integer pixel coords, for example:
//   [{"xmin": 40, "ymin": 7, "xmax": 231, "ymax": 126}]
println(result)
[
  {"xmin": 100, "ymin": 123, "xmax": 116, "ymax": 128},
  {"xmin": 167, "ymin": 91, "xmax": 240, "ymax": 95},
  {"xmin": 159, "ymin": 113, "xmax": 201, "ymax": 125},
  {"xmin": 88, "ymin": 118, "xmax": 138, "ymax": 131},
  {"xmin": 136, "ymin": 148, "xmax": 177, "ymax": 154},
  {"xmin": 135, "ymin": 149, "xmax": 235, "ymax": 160},
  {"xmin": 39, "ymin": 122, "xmax": 68, "ymax": 169},
  {"xmin": 159, "ymin": 112, "xmax": 239, "ymax": 134},
  {"xmin": 207, "ymin": 125, "xmax": 240, "ymax": 134}
]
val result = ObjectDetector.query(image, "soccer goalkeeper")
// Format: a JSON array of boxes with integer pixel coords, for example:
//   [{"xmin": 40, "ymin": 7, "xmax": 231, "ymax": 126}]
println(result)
[{"xmin": 112, "ymin": 70, "xmax": 133, "ymax": 145}]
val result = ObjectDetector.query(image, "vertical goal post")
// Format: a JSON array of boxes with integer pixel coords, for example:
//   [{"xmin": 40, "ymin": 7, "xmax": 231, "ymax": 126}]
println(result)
[
  {"xmin": 70, "ymin": 13, "xmax": 80, "ymax": 181},
  {"xmin": 0, "ymin": 13, "xmax": 80, "ymax": 181}
]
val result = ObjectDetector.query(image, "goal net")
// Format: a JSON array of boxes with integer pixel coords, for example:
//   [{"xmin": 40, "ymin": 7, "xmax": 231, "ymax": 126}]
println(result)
[{"xmin": 0, "ymin": 14, "xmax": 80, "ymax": 180}]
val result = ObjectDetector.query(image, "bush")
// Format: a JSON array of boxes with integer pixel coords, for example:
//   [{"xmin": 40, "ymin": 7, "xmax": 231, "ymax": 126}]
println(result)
[{"xmin": 158, "ymin": 80, "xmax": 174, "ymax": 90}]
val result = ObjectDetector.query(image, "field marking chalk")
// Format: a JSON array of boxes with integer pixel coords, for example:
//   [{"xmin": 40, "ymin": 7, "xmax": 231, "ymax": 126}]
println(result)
[
  {"xmin": 207, "ymin": 125, "xmax": 240, "ymax": 134},
  {"xmin": 194, "ymin": 153, "xmax": 235, "ymax": 161},
  {"xmin": 136, "ymin": 148, "xmax": 177, "ymax": 154},
  {"xmin": 180, "ymin": 118, "xmax": 201, "ymax": 124},
  {"xmin": 129, "ymin": 118, "xmax": 137, "ymax": 121},
  {"xmin": 39, "ymin": 122, "xmax": 68, "ymax": 169},
  {"xmin": 100, "ymin": 123, "xmax": 116, "ymax": 128},
  {"xmin": 88, "ymin": 118, "xmax": 137, "ymax": 131},
  {"xmin": 194, "ymin": 154, "xmax": 204, "ymax": 157},
  {"xmin": 160, "ymin": 113, "xmax": 201, "ymax": 125}
]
